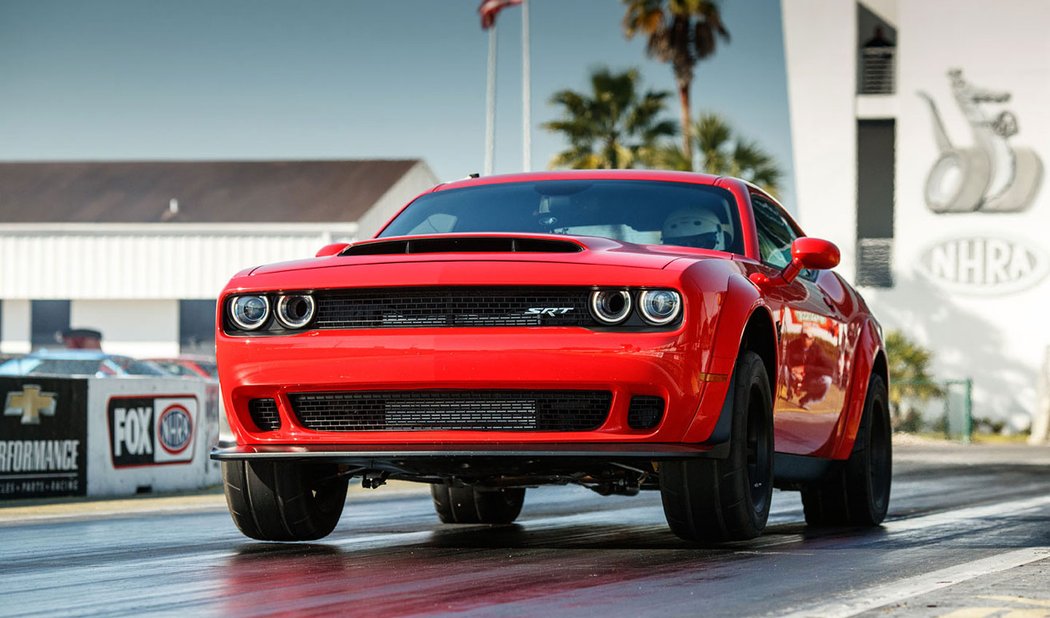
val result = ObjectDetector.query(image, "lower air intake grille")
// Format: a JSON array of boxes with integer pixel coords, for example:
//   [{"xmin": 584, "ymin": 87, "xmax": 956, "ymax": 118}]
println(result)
[
  {"xmin": 248, "ymin": 398, "xmax": 281, "ymax": 431},
  {"xmin": 627, "ymin": 396, "xmax": 664, "ymax": 429},
  {"xmin": 289, "ymin": 390, "xmax": 612, "ymax": 432}
]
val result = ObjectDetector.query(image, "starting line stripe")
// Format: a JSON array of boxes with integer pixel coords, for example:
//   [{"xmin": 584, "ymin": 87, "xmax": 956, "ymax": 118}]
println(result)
[
  {"xmin": 779, "ymin": 494, "xmax": 1050, "ymax": 618},
  {"xmin": 781, "ymin": 547, "xmax": 1050, "ymax": 618}
]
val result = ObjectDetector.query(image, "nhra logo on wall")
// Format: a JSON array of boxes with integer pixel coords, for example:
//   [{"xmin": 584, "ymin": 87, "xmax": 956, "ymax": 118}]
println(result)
[
  {"xmin": 916, "ymin": 68, "xmax": 1047, "ymax": 294},
  {"xmin": 919, "ymin": 68, "xmax": 1043, "ymax": 214},
  {"xmin": 107, "ymin": 396, "xmax": 197, "ymax": 467}
]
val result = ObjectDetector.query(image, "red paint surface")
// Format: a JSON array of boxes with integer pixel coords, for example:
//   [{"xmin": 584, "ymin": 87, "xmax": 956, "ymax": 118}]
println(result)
[{"xmin": 216, "ymin": 171, "xmax": 884, "ymax": 460}]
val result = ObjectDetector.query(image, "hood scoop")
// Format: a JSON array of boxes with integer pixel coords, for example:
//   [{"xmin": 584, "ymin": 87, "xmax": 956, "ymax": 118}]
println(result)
[{"xmin": 340, "ymin": 235, "xmax": 584, "ymax": 256}]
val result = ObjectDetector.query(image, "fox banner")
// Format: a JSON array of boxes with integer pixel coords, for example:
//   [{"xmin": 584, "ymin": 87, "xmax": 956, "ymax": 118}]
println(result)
[{"xmin": 0, "ymin": 377, "xmax": 89, "ymax": 499}]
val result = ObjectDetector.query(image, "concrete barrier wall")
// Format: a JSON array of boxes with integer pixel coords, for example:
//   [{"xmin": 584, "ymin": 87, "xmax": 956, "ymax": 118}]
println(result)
[{"xmin": 1, "ymin": 376, "xmax": 220, "ymax": 500}]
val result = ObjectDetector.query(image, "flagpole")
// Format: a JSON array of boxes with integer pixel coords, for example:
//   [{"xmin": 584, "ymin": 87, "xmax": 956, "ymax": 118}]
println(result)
[
  {"xmin": 484, "ymin": 25, "xmax": 497, "ymax": 175},
  {"xmin": 521, "ymin": 0, "xmax": 531, "ymax": 172}
]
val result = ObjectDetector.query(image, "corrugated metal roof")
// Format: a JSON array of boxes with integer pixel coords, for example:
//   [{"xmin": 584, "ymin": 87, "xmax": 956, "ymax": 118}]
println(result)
[{"xmin": 0, "ymin": 160, "xmax": 422, "ymax": 223}]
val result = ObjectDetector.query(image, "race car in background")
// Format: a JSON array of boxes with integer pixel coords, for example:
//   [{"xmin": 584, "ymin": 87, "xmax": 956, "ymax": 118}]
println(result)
[{"xmin": 211, "ymin": 170, "xmax": 891, "ymax": 544}]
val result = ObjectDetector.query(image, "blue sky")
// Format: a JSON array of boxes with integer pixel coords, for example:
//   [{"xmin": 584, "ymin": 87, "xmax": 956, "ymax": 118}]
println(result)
[{"xmin": 0, "ymin": 0, "xmax": 794, "ymax": 208}]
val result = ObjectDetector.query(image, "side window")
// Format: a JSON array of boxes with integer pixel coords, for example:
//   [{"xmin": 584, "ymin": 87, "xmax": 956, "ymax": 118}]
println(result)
[{"xmin": 751, "ymin": 196, "xmax": 798, "ymax": 268}]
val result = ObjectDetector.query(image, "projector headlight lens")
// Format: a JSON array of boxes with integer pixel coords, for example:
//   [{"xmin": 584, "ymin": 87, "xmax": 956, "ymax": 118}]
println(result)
[
  {"xmin": 229, "ymin": 295, "xmax": 270, "ymax": 331},
  {"xmin": 639, "ymin": 289, "xmax": 681, "ymax": 325},
  {"xmin": 275, "ymin": 294, "xmax": 316, "ymax": 329},
  {"xmin": 590, "ymin": 289, "xmax": 632, "ymax": 325}
]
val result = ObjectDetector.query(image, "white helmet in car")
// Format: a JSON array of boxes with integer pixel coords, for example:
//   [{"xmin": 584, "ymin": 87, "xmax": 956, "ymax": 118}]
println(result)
[{"xmin": 661, "ymin": 208, "xmax": 730, "ymax": 250}]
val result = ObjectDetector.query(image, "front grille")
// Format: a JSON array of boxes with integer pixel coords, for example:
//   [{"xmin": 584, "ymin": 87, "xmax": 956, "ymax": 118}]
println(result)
[
  {"xmin": 313, "ymin": 287, "xmax": 592, "ymax": 329},
  {"xmin": 627, "ymin": 396, "xmax": 664, "ymax": 429},
  {"xmin": 248, "ymin": 398, "xmax": 281, "ymax": 431},
  {"xmin": 289, "ymin": 390, "xmax": 612, "ymax": 432}
]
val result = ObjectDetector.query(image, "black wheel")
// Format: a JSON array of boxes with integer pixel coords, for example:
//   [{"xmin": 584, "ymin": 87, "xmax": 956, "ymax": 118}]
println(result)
[
  {"xmin": 222, "ymin": 460, "xmax": 348, "ymax": 541},
  {"xmin": 802, "ymin": 373, "xmax": 891, "ymax": 527},
  {"xmin": 660, "ymin": 351, "xmax": 774, "ymax": 543},
  {"xmin": 430, "ymin": 484, "xmax": 525, "ymax": 524}
]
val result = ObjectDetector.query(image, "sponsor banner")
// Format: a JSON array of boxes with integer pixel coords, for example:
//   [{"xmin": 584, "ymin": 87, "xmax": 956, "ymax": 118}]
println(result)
[
  {"xmin": 0, "ymin": 377, "xmax": 88, "ymax": 498},
  {"xmin": 107, "ymin": 395, "xmax": 197, "ymax": 467}
]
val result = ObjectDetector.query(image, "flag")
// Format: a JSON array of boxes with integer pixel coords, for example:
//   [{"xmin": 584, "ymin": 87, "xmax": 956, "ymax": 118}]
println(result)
[{"xmin": 479, "ymin": 0, "xmax": 522, "ymax": 29}]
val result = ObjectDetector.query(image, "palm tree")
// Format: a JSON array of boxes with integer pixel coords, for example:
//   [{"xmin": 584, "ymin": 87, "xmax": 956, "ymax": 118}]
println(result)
[
  {"xmin": 651, "ymin": 113, "xmax": 783, "ymax": 195},
  {"xmin": 885, "ymin": 330, "xmax": 944, "ymax": 431},
  {"xmin": 543, "ymin": 68, "xmax": 677, "ymax": 169},
  {"xmin": 623, "ymin": 0, "xmax": 729, "ymax": 160}
]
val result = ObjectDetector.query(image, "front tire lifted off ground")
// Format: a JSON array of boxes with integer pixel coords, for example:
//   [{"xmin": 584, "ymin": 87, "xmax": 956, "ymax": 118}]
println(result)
[
  {"xmin": 222, "ymin": 460, "xmax": 349, "ymax": 541},
  {"xmin": 660, "ymin": 351, "xmax": 774, "ymax": 543}
]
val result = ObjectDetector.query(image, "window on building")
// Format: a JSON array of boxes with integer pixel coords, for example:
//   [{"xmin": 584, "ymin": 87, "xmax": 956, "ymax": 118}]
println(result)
[
  {"xmin": 857, "ymin": 5, "xmax": 897, "ymax": 95},
  {"xmin": 30, "ymin": 300, "xmax": 71, "ymax": 350},
  {"xmin": 857, "ymin": 119, "xmax": 896, "ymax": 288},
  {"xmin": 180, "ymin": 299, "xmax": 216, "ymax": 354}
]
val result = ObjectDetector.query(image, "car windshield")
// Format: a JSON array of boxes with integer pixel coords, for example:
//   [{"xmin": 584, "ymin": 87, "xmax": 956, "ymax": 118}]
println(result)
[{"xmin": 379, "ymin": 180, "xmax": 744, "ymax": 254}]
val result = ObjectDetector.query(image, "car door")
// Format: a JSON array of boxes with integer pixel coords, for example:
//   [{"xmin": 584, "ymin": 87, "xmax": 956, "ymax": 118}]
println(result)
[{"xmin": 749, "ymin": 195, "xmax": 849, "ymax": 456}]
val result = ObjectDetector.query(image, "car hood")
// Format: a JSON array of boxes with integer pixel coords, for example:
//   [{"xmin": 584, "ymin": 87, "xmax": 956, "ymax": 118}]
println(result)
[{"xmin": 249, "ymin": 233, "xmax": 727, "ymax": 276}]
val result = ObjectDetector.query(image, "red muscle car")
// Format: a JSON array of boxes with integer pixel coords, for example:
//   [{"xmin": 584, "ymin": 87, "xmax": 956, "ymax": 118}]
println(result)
[{"xmin": 212, "ymin": 170, "xmax": 891, "ymax": 544}]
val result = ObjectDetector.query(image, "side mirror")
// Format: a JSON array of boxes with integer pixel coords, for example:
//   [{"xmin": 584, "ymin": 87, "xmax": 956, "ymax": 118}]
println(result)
[
  {"xmin": 780, "ymin": 237, "xmax": 840, "ymax": 283},
  {"xmin": 315, "ymin": 242, "xmax": 349, "ymax": 257},
  {"xmin": 749, "ymin": 237, "xmax": 840, "ymax": 287}
]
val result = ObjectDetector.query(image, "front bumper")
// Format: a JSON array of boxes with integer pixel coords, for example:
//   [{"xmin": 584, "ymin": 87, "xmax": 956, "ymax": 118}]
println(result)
[
  {"xmin": 209, "ymin": 441, "xmax": 731, "ymax": 482},
  {"xmin": 211, "ymin": 441, "xmax": 729, "ymax": 461},
  {"xmin": 217, "ymin": 328, "xmax": 733, "ymax": 448}
]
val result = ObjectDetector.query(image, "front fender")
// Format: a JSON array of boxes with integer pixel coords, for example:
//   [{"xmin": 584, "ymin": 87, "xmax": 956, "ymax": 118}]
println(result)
[{"xmin": 681, "ymin": 273, "xmax": 769, "ymax": 443}]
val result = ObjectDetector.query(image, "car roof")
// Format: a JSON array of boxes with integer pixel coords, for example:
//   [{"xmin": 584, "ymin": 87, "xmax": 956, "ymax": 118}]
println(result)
[{"xmin": 431, "ymin": 169, "xmax": 724, "ymax": 193}]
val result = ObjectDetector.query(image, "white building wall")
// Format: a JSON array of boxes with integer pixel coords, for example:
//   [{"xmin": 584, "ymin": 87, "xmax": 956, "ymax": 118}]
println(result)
[
  {"xmin": 0, "ymin": 223, "xmax": 358, "ymax": 300},
  {"xmin": 71, "ymin": 299, "xmax": 179, "ymax": 358},
  {"xmin": 0, "ymin": 224, "xmax": 357, "ymax": 358},
  {"xmin": 862, "ymin": 0, "xmax": 1050, "ymax": 425},
  {"xmin": 782, "ymin": 0, "xmax": 1050, "ymax": 426},
  {"xmin": 781, "ymin": 0, "xmax": 858, "ymax": 279},
  {"xmin": 0, "ymin": 299, "xmax": 30, "ymax": 354}
]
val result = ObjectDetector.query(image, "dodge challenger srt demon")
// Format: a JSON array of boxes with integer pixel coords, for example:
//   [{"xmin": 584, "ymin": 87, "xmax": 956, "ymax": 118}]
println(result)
[{"xmin": 212, "ymin": 170, "xmax": 891, "ymax": 544}]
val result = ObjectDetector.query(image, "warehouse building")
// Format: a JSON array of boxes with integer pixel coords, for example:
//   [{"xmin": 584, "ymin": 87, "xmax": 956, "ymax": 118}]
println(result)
[{"xmin": 0, "ymin": 159, "xmax": 438, "ymax": 357}]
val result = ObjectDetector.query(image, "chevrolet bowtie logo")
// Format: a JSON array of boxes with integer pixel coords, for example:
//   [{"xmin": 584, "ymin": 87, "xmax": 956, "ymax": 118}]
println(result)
[{"xmin": 4, "ymin": 385, "xmax": 58, "ymax": 425}]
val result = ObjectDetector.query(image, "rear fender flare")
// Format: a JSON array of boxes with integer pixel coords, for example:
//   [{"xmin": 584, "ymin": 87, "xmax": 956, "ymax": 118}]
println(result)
[{"xmin": 824, "ymin": 318, "xmax": 884, "ymax": 460}]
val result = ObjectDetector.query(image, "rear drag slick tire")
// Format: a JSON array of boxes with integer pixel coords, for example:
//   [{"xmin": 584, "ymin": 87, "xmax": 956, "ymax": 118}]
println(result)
[
  {"xmin": 801, "ymin": 373, "xmax": 892, "ymax": 527},
  {"xmin": 430, "ymin": 484, "xmax": 526, "ymax": 524}
]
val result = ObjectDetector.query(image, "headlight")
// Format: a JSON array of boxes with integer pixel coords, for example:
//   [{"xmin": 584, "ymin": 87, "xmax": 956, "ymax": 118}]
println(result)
[
  {"xmin": 590, "ymin": 289, "xmax": 632, "ymax": 325},
  {"xmin": 639, "ymin": 289, "xmax": 682, "ymax": 325},
  {"xmin": 275, "ymin": 294, "xmax": 316, "ymax": 329},
  {"xmin": 229, "ymin": 295, "xmax": 270, "ymax": 331}
]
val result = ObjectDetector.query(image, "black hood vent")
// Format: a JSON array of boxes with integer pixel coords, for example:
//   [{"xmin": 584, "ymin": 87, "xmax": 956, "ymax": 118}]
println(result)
[{"xmin": 341, "ymin": 236, "xmax": 583, "ymax": 256}]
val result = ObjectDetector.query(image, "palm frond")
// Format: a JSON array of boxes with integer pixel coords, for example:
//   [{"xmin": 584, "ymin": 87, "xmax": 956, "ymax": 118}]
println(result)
[{"xmin": 545, "ymin": 67, "xmax": 676, "ymax": 170}]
